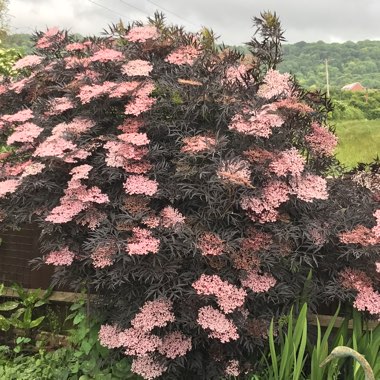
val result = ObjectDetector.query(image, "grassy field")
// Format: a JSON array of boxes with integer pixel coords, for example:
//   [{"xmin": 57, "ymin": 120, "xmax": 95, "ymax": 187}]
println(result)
[{"xmin": 333, "ymin": 119, "xmax": 380, "ymax": 168}]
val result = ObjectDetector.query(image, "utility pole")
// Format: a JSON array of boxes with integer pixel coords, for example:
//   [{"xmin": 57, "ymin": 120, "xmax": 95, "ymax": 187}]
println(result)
[{"xmin": 325, "ymin": 58, "xmax": 330, "ymax": 97}]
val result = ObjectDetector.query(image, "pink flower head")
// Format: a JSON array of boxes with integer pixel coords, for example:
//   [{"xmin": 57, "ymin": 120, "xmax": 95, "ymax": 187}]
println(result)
[
  {"xmin": 131, "ymin": 355, "xmax": 167, "ymax": 380},
  {"xmin": 275, "ymin": 97, "xmax": 313, "ymax": 113},
  {"xmin": 118, "ymin": 327, "xmax": 161, "ymax": 356},
  {"xmin": 131, "ymin": 299, "xmax": 175, "ymax": 332},
  {"xmin": 269, "ymin": 148, "xmax": 305, "ymax": 177},
  {"xmin": 339, "ymin": 225, "xmax": 380, "ymax": 246},
  {"xmin": 225, "ymin": 360, "xmax": 240, "ymax": 377},
  {"xmin": 90, "ymin": 48, "xmax": 123, "ymax": 62},
  {"xmin": 70, "ymin": 164, "xmax": 92, "ymax": 181},
  {"xmin": 20, "ymin": 162, "xmax": 45, "ymax": 178},
  {"xmin": 376, "ymin": 262, "xmax": 380, "ymax": 273},
  {"xmin": 2, "ymin": 109, "xmax": 34, "ymax": 123},
  {"xmin": 125, "ymin": 26, "xmax": 159, "ymax": 42},
  {"xmin": 165, "ymin": 45, "xmax": 200, "ymax": 66},
  {"xmin": 340, "ymin": 268, "xmax": 380, "ymax": 318},
  {"xmin": 46, "ymin": 97, "xmax": 74, "ymax": 116},
  {"xmin": 124, "ymin": 175, "xmax": 158, "ymax": 196},
  {"xmin": 228, "ymin": 106, "xmax": 284, "ymax": 138},
  {"xmin": 181, "ymin": 135, "xmax": 216, "ymax": 154},
  {"xmin": 13, "ymin": 55, "xmax": 43, "ymax": 70},
  {"xmin": 197, "ymin": 306, "xmax": 239, "ymax": 343},
  {"xmin": 217, "ymin": 159, "xmax": 252, "ymax": 187},
  {"xmin": 0, "ymin": 179, "xmax": 21, "ymax": 198},
  {"xmin": 7, "ymin": 122, "xmax": 43, "ymax": 145},
  {"xmin": 122, "ymin": 60, "xmax": 153, "ymax": 76},
  {"xmin": 257, "ymin": 69, "xmax": 292, "ymax": 99},
  {"xmin": 118, "ymin": 132, "xmax": 150, "ymax": 146},
  {"xmin": 224, "ymin": 64, "xmax": 249, "ymax": 85},
  {"xmin": 127, "ymin": 227, "xmax": 160, "ymax": 255},
  {"xmin": 65, "ymin": 42, "xmax": 87, "ymax": 51},
  {"xmin": 240, "ymin": 270, "xmax": 277, "ymax": 293},
  {"xmin": 33, "ymin": 137, "xmax": 77, "ymax": 159},
  {"xmin": 305, "ymin": 122, "xmax": 338, "ymax": 156},
  {"xmin": 36, "ymin": 27, "xmax": 64, "ymax": 49},
  {"xmin": 373, "ymin": 210, "xmax": 380, "ymax": 238},
  {"xmin": 45, "ymin": 247, "xmax": 75, "ymax": 266},
  {"xmin": 197, "ymin": 232, "xmax": 225, "ymax": 256},
  {"xmin": 160, "ymin": 206, "xmax": 185, "ymax": 228},
  {"xmin": 290, "ymin": 174, "xmax": 328, "ymax": 202},
  {"xmin": 192, "ymin": 274, "xmax": 247, "ymax": 313},
  {"xmin": 158, "ymin": 331, "xmax": 192, "ymax": 359},
  {"xmin": 98, "ymin": 324, "xmax": 122, "ymax": 349}
]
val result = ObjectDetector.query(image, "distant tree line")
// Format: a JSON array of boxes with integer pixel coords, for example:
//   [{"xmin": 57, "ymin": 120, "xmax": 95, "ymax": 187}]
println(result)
[{"xmin": 279, "ymin": 40, "xmax": 380, "ymax": 90}]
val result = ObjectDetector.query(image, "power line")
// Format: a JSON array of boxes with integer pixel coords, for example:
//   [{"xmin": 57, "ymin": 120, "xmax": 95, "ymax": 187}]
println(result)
[
  {"xmin": 88, "ymin": 0, "xmax": 132, "ymax": 21},
  {"xmin": 146, "ymin": 0, "xmax": 198, "ymax": 27},
  {"xmin": 119, "ymin": 0, "xmax": 148, "ymax": 16}
]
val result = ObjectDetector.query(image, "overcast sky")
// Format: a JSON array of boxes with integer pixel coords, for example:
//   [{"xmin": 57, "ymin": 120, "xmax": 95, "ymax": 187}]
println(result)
[{"xmin": 8, "ymin": 0, "xmax": 380, "ymax": 44}]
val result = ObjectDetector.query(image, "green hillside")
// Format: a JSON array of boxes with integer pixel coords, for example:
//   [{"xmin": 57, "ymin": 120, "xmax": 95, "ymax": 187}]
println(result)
[{"xmin": 279, "ymin": 40, "xmax": 380, "ymax": 90}]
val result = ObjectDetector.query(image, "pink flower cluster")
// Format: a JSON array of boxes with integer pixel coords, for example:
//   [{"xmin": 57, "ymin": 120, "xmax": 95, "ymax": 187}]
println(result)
[
  {"xmin": 13, "ymin": 55, "xmax": 43, "ymax": 70},
  {"xmin": 36, "ymin": 27, "xmax": 64, "ymax": 49},
  {"xmin": 257, "ymin": 69, "xmax": 292, "ymax": 99},
  {"xmin": 34, "ymin": 117, "xmax": 94, "ymax": 163},
  {"xmin": 181, "ymin": 135, "xmax": 216, "ymax": 154},
  {"xmin": 91, "ymin": 243, "xmax": 116, "ymax": 268},
  {"xmin": 197, "ymin": 232, "xmax": 225, "ymax": 256},
  {"xmin": 0, "ymin": 179, "xmax": 21, "ymax": 198},
  {"xmin": 78, "ymin": 81, "xmax": 139, "ymax": 103},
  {"xmin": 45, "ymin": 97, "xmax": 74, "ymax": 116},
  {"xmin": 192, "ymin": 274, "xmax": 247, "ymax": 313},
  {"xmin": 77, "ymin": 207, "xmax": 107, "ymax": 230},
  {"xmin": 290, "ymin": 174, "xmax": 328, "ymax": 202},
  {"xmin": 125, "ymin": 26, "xmax": 159, "ymax": 42},
  {"xmin": 90, "ymin": 48, "xmax": 123, "ymax": 62},
  {"xmin": 45, "ymin": 169, "xmax": 109, "ymax": 224},
  {"xmin": 65, "ymin": 42, "xmax": 88, "ymax": 52},
  {"xmin": 160, "ymin": 206, "xmax": 185, "ymax": 228},
  {"xmin": 127, "ymin": 227, "xmax": 160, "ymax": 255},
  {"xmin": 157, "ymin": 331, "xmax": 192, "ymax": 359},
  {"xmin": 7, "ymin": 122, "xmax": 43, "ymax": 145},
  {"xmin": 225, "ymin": 360, "xmax": 240, "ymax": 377},
  {"xmin": 269, "ymin": 148, "xmax": 305, "ymax": 177},
  {"xmin": 339, "ymin": 225, "xmax": 380, "ymax": 246},
  {"xmin": 124, "ymin": 81, "xmax": 156, "ymax": 116},
  {"xmin": 98, "ymin": 324, "xmax": 122, "ymax": 349},
  {"xmin": 228, "ymin": 106, "xmax": 284, "ymax": 138},
  {"xmin": 240, "ymin": 180, "xmax": 289, "ymax": 223},
  {"xmin": 2, "ymin": 109, "xmax": 34, "ymax": 123},
  {"xmin": 224, "ymin": 64, "xmax": 249, "ymax": 85},
  {"xmin": 131, "ymin": 299, "xmax": 175, "ymax": 331},
  {"xmin": 122, "ymin": 60, "xmax": 153, "ymax": 76},
  {"xmin": 165, "ymin": 45, "xmax": 200, "ymax": 66},
  {"xmin": 197, "ymin": 306, "xmax": 239, "ymax": 343},
  {"xmin": 45, "ymin": 247, "xmax": 75, "ymax": 266},
  {"xmin": 305, "ymin": 122, "xmax": 338, "ymax": 156},
  {"xmin": 124, "ymin": 175, "xmax": 158, "ymax": 196},
  {"xmin": 119, "ymin": 327, "xmax": 161, "ymax": 356},
  {"xmin": 99, "ymin": 300, "xmax": 190, "ymax": 379},
  {"xmin": 240, "ymin": 270, "xmax": 277, "ymax": 293},
  {"xmin": 131, "ymin": 355, "xmax": 167, "ymax": 380},
  {"xmin": 275, "ymin": 97, "xmax": 313, "ymax": 113},
  {"xmin": 340, "ymin": 268, "xmax": 380, "ymax": 319},
  {"xmin": 20, "ymin": 162, "xmax": 45, "ymax": 178},
  {"xmin": 217, "ymin": 160, "xmax": 252, "ymax": 187}
]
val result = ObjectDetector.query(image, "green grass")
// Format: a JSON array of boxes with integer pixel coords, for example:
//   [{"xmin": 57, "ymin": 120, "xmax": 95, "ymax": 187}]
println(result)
[{"xmin": 334, "ymin": 119, "xmax": 380, "ymax": 168}]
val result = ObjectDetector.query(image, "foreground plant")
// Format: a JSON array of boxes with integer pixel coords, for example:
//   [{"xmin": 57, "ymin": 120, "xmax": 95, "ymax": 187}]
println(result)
[
  {"xmin": 0, "ymin": 10, "xmax": 379, "ymax": 379},
  {"xmin": 320, "ymin": 346, "xmax": 375, "ymax": 380}
]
